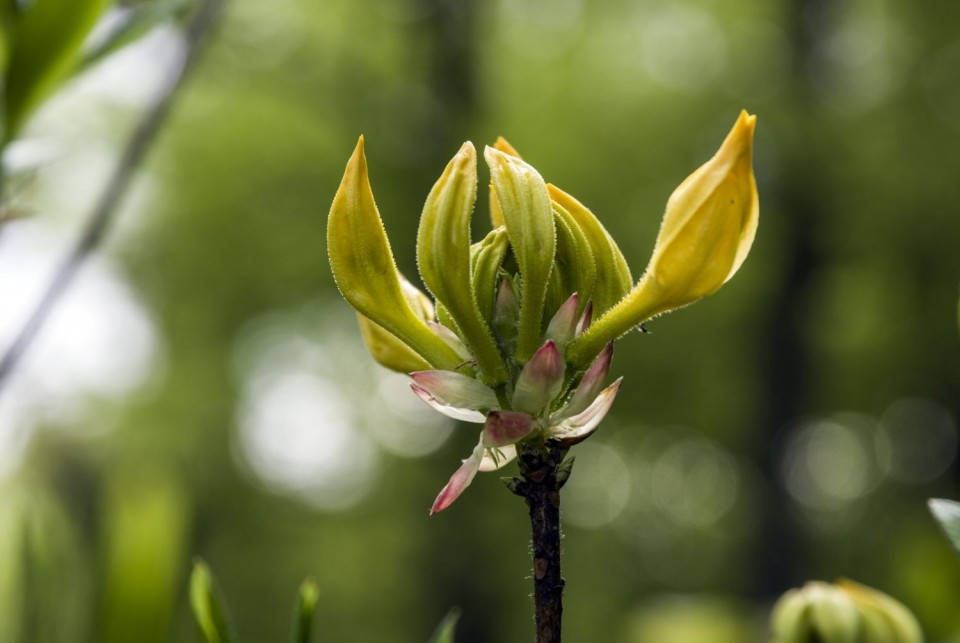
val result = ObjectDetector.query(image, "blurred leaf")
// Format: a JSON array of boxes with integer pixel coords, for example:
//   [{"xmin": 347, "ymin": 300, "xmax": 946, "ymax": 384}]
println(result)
[
  {"xmin": 190, "ymin": 560, "xmax": 236, "ymax": 643},
  {"xmin": 98, "ymin": 463, "xmax": 191, "ymax": 643},
  {"xmin": 929, "ymin": 499, "xmax": 960, "ymax": 558},
  {"xmin": 3, "ymin": 0, "xmax": 111, "ymax": 140},
  {"xmin": 77, "ymin": 0, "xmax": 194, "ymax": 74},
  {"xmin": 20, "ymin": 488, "xmax": 90, "ymax": 643},
  {"xmin": 427, "ymin": 608, "xmax": 460, "ymax": 643},
  {"xmin": 293, "ymin": 578, "xmax": 319, "ymax": 643}
]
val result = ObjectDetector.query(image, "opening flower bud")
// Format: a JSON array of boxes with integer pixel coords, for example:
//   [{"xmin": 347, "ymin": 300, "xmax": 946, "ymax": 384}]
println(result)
[{"xmin": 567, "ymin": 111, "xmax": 759, "ymax": 367}]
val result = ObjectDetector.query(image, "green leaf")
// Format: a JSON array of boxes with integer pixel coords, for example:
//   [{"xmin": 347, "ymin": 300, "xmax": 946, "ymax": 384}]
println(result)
[
  {"xmin": 427, "ymin": 608, "xmax": 460, "ymax": 643},
  {"xmin": 189, "ymin": 560, "xmax": 236, "ymax": 643},
  {"xmin": 3, "ymin": 0, "xmax": 111, "ymax": 139},
  {"xmin": 929, "ymin": 498, "xmax": 960, "ymax": 558},
  {"xmin": 293, "ymin": 578, "xmax": 319, "ymax": 643},
  {"xmin": 76, "ymin": 0, "xmax": 191, "ymax": 75}
]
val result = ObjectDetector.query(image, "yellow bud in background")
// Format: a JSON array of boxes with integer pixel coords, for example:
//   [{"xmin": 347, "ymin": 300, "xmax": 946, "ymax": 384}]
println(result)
[
  {"xmin": 771, "ymin": 582, "xmax": 860, "ymax": 643},
  {"xmin": 769, "ymin": 580, "xmax": 924, "ymax": 643},
  {"xmin": 568, "ymin": 110, "xmax": 759, "ymax": 367},
  {"xmin": 837, "ymin": 579, "xmax": 923, "ymax": 643}
]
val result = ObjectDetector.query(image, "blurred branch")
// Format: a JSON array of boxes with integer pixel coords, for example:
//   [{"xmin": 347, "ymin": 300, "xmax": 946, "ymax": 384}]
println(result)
[{"xmin": 0, "ymin": 0, "xmax": 226, "ymax": 395}]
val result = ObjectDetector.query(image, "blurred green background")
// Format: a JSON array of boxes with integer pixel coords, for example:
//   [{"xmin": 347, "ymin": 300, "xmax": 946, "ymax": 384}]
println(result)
[{"xmin": 1, "ymin": 0, "xmax": 959, "ymax": 641}]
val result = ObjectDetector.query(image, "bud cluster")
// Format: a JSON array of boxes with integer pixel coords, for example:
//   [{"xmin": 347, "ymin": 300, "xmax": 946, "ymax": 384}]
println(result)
[{"xmin": 327, "ymin": 112, "xmax": 759, "ymax": 512}]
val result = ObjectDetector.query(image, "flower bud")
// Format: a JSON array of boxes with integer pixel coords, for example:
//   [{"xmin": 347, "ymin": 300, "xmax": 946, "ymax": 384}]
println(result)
[
  {"xmin": 417, "ymin": 142, "xmax": 507, "ymax": 385},
  {"xmin": 545, "ymin": 293, "xmax": 580, "ymax": 348},
  {"xmin": 567, "ymin": 111, "xmax": 758, "ymax": 367},
  {"xmin": 470, "ymin": 227, "xmax": 509, "ymax": 325},
  {"xmin": 484, "ymin": 146, "xmax": 556, "ymax": 364},
  {"xmin": 837, "ymin": 580, "xmax": 923, "ymax": 643},
  {"xmin": 771, "ymin": 582, "xmax": 860, "ymax": 643},
  {"xmin": 770, "ymin": 580, "xmax": 923, "ymax": 643},
  {"xmin": 547, "ymin": 378, "xmax": 621, "ymax": 447},
  {"xmin": 547, "ymin": 184, "xmax": 633, "ymax": 316},
  {"xmin": 547, "ymin": 203, "xmax": 596, "ymax": 320},
  {"xmin": 512, "ymin": 340, "xmax": 565, "ymax": 414}
]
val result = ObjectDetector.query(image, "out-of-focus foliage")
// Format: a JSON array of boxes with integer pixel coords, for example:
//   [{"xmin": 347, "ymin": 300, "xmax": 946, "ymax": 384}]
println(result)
[
  {"xmin": 929, "ymin": 499, "xmax": 960, "ymax": 559},
  {"xmin": 1, "ymin": 0, "xmax": 959, "ymax": 642},
  {"xmin": 189, "ymin": 560, "xmax": 454, "ymax": 643},
  {"xmin": 1, "ymin": 0, "xmax": 111, "ymax": 140},
  {"xmin": 293, "ymin": 578, "xmax": 319, "ymax": 643},
  {"xmin": 427, "ymin": 608, "xmax": 461, "ymax": 643},
  {"xmin": 190, "ymin": 561, "xmax": 236, "ymax": 643}
]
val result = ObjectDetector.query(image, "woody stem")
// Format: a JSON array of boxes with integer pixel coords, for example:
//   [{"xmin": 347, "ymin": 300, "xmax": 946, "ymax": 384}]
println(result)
[{"xmin": 516, "ymin": 442, "xmax": 565, "ymax": 643}]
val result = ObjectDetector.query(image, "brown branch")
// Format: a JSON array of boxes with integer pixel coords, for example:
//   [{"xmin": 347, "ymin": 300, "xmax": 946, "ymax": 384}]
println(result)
[
  {"xmin": 515, "ymin": 442, "xmax": 567, "ymax": 643},
  {"xmin": 0, "ymin": 0, "xmax": 226, "ymax": 395}
]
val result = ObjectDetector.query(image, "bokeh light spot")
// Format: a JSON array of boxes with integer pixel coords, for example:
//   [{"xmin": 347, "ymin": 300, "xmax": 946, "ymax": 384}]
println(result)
[
  {"xmin": 563, "ymin": 441, "xmax": 630, "ymax": 529},
  {"xmin": 878, "ymin": 398, "xmax": 957, "ymax": 484}
]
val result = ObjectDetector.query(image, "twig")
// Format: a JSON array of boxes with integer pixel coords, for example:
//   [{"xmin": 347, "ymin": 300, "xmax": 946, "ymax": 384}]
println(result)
[
  {"xmin": 0, "ymin": 0, "xmax": 226, "ymax": 394},
  {"xmin": 517, "ymin": 442, "xmax": 566, "ymax": 643}
]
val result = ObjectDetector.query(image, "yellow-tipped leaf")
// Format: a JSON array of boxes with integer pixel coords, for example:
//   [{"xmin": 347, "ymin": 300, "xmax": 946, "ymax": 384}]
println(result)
[{"xmin": 328, "ymin": 137, "xmax": 462, "ymax": 371}]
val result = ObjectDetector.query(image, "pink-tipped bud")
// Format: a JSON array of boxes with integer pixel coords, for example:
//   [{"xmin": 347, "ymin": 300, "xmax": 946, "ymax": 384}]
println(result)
[
  {"xmin": 483, "ymin": 410, "xmax": 536, "ymax": 447},
  {"xmin": 547, "ymin": 377, "xmax": 622, "ymax": 446},
  {"xmin": 430, "ymin": 442, "xmax": 484, "ymax": 515},
  {"xmin": 545, "ymin": 293, "xmax": 580, "ymax": 347},
  {"xmin": 410, "ymin": 370, "xmax": 499, "ymax": 412},
  {"xmin": 492, "ymin": 278, "xmax": 520, "ymax": 343},
  {"xmin": 576, "ymin": 301, "xmax": 593, "ymax": 337},
  {"xmin": 511, "ymin": 340, "xmax": 565, "ymax": 415},
  {"xmin": 553, "ymin": 342, "xmax": 613, "ymax": 421},
  {"xmin": 410, "ymin": 384, "xmax": 486, "ymax": 423}
]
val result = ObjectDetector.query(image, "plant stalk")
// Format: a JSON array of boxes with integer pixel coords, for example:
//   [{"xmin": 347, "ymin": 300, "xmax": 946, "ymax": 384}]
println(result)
[{"xmin": 516, "ymin": 443, "xmax": 565, "ymax": 643}]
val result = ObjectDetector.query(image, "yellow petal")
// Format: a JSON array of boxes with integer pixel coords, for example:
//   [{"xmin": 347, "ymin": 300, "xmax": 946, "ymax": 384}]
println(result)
[
  {"xmin": 327, "ymin": 137, "xmax": 461, "ymax": 371},
  {"xmin": 493, "ymin": 136, "xmax": 521, "ymax": 158},
  {"xmin": 567, "ymin": 111, "xmax": 758, "ymax": 367},
  {"xmin": 649, "ymin": 109, "xmax": 758, "ymax": 297}
]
